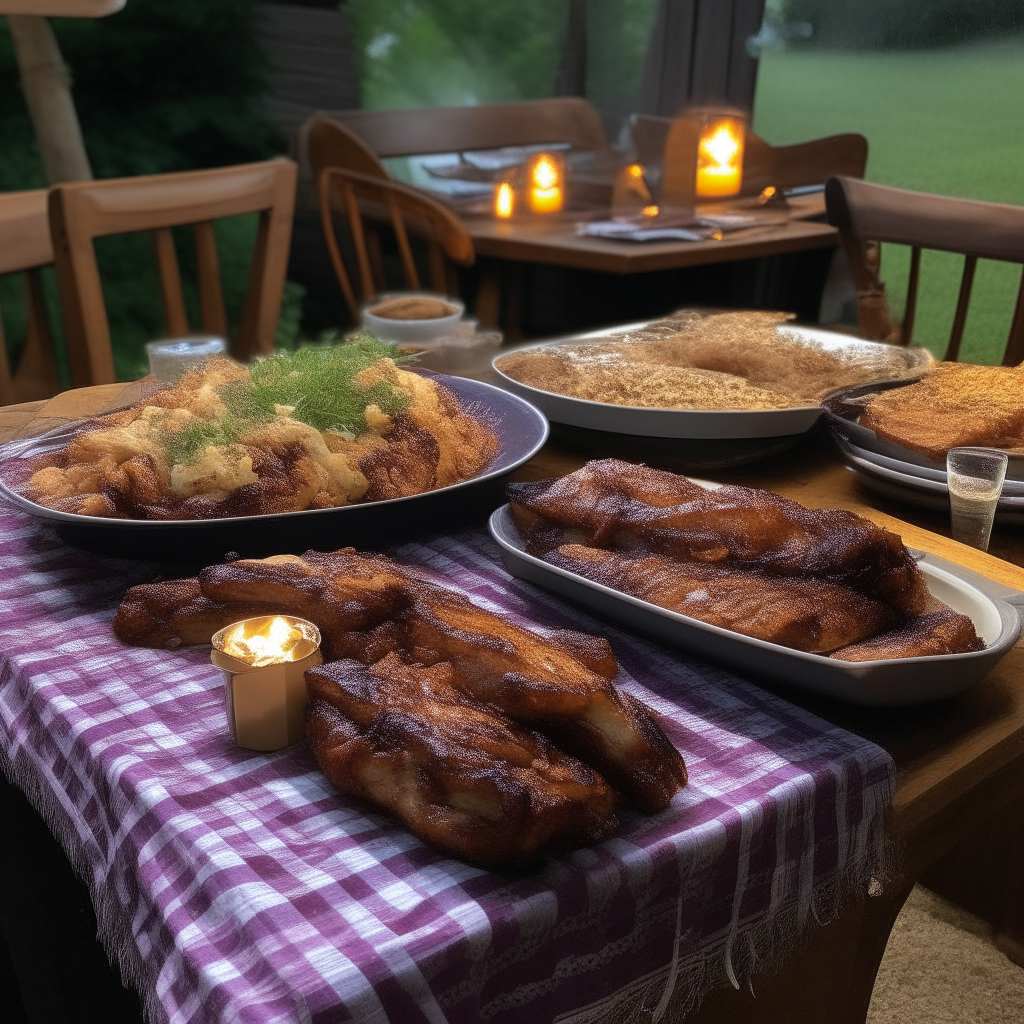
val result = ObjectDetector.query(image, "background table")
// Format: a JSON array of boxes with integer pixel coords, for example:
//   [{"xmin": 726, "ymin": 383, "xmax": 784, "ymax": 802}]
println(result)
[
  {"xmin": 451, "ymin": 194, "xmax": 840, "ymax": 338},
  {"xmin": 2, "ymin": 384, "xmax": 1024, "ymax": 1024}
]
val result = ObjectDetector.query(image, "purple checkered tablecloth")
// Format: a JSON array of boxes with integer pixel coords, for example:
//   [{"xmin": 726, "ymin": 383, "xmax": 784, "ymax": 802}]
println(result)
[{"xmin": 0, "ymin": 503, "xmax": 895, "ymax": 1024}]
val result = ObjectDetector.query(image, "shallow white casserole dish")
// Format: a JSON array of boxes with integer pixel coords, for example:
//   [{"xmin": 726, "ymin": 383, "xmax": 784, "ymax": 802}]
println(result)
[
  {"xmin": 492, "ymin": 322, "xmax": 932, "ymax": 440},
  {"xmin": 488, "ymin": 494, "xmax": 1024, "ymax": 707}
]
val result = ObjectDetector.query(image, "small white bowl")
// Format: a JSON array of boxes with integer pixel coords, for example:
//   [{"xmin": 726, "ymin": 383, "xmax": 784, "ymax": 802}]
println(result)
[{"xmin": 362, "ymin": 294, "xmax": 465, "ymax": 343}]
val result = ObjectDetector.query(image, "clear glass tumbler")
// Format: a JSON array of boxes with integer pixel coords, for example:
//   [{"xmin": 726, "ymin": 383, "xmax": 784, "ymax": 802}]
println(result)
[
  {"xmin": 146, "ymin": 336, "xmax": 226, "ymax": 382},
  {"xmin": 946, "ymin": 447, "xmax": 1008, "ymax": 551}
]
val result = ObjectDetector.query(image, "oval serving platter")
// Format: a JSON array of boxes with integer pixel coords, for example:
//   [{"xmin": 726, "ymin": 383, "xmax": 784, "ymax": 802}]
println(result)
[
  {"xmin": 0, "ymin": 371, "xmax": 549, "ymax": 559},
  {"xmin": 492, "ymin": 322, "xmax": 932, "ymax": 440},
  {"xmin": 488, "ymin": 494, "xmax": 1024, "ymax": 707}
]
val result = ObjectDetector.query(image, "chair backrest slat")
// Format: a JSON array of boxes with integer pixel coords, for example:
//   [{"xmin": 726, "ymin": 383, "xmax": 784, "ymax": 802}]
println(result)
[
  {"xmin": 1005, "ymin": 270, "xmax": 1024, "ymax": 367},
  {"xmin": 386, "ymin": 193, "xmax": 420, "ymax": 292},
  {"xmin": 944, "ymin": 255, "xmax": 978, "ymax": 362},
  {"xmin": 900, "ymin": 246, "xmax": 922, "ymax": 347},
  {"xmin": 827, "ymin": 175, "xmax": 1024, "ymax": 364},
  {"xmin": 194, "ymin": 221, "xmax": 229, "ymax": 337},
  {"xmin": 153, "ymin": 227, "xmax": 190, "ymax": 338},
  {"xmin": 0, "ymin": 189, "xmax": 61, "ymax": 405},
  {"xmin": 317, "ymin": 167, "xmax": 475, "ymax": 319},
  {"xmin": 49, "ymin": 160, "xmax": 297, "ymax": 385}
]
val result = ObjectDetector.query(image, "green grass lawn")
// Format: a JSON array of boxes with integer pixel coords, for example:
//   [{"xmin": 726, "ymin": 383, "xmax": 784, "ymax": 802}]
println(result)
[{"xmin": 753, "ymin": 38, "xmax": 1024, "ymax": 364}]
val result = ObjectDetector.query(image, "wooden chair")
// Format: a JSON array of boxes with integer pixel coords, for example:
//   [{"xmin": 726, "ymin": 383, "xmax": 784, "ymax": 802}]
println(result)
[
  {"xmin": 314, "ymin": 97, "xmax": 608, "ymax": 160},
  {"xmin": 0, "ymin": 189, "xmax": 61, "ymax": 405},
  {"xmin": 48, "ymin": 159, "xmax": 297, "ymax": 386},
  {"xmin": 318, "ymin": 167, "xmax": 474, "ymax": 319},
  {"xmin": 630, "ymin": 113, "xmax": 867, "ymax": 195},
  {"xmin": 303, "ymin": 115, "xmax": 388, "ymax": 182},
  {"xmin": 825, "ymin": 175, "xmax": 1024, "ymax": 365}
]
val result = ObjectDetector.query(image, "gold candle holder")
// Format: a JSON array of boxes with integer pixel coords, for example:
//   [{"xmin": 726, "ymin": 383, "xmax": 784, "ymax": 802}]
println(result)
[{"xmin": 211, "ymin": 615, "xmax": 322, "ymax": 752}]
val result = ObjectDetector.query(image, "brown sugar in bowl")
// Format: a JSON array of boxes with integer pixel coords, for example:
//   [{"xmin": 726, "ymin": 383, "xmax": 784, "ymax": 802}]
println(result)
[
  {"xmin": 368, "ymin": 296, "xmax": 459, "ymax": 320},
  {"xmin": 362, "ymin": 293, "xmax": 465, "ymax": 343}
]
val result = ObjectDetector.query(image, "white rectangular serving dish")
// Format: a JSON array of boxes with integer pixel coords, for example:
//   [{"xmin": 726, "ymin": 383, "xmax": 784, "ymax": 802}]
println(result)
[
  {"xmin": 488, "ymin": 503, "xmax": 1024, "ymax": 707},
  {"xmin": 492, "ymin": 322, "xmax": 932, "ymax": 440}
]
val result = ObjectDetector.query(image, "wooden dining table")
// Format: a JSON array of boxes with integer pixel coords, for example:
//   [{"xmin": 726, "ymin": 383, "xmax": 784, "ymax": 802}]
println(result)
[
  {"xmin": 433, "ymin": 189, "xmax": 838, "ymax": 334},
  {"xmin": 2, "ymin": 381, "xmax": 1024, "ymax": 1024}
]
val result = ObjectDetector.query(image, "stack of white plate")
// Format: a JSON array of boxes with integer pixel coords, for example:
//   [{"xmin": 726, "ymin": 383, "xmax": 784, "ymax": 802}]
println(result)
[{"xmin": 823, "ymin": 382, "xmax": 1024, "ymax": 525}]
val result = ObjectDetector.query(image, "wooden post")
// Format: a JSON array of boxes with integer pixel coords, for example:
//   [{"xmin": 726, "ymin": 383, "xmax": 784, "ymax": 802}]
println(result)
[{"xmin": 6, "ymin": 14, "xmax": 93, "ymax": 183}]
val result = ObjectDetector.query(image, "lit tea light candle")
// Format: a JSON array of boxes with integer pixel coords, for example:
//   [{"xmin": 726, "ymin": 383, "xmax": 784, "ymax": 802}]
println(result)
[
  {"xmin": 211, "ymin": 615, "xmax": 322, "ymax": 751},
  {"xmin": 695, "ymin": 115, "xmax": 745, "ymax": 199},
  {"xmin": 527, "ymin": 152, "xmax": 564, "ymax": 214},
  {"xmin": 494, "ymin": 180, "xmax": 516, "ymax": 219}
]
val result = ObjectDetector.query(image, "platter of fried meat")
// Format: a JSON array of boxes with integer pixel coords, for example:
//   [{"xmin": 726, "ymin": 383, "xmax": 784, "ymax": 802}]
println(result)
[
  {"xmin": 824, "ymin": 362, "xmax": 1024, "ymax": 489},
  {"xmin": 493, "ymin": 310, "xmax": 931, "ymax": 439},
  {"xmin": 114, "ymin": 548, "xmax": 688, "ymax": 868},
  {"xmin": 0, "ymin": 340, "xmax": 548, "ymax": 534},
  {"xmin": 489, "ymin": 460, "xmax": 1024, "ymax": 706}
]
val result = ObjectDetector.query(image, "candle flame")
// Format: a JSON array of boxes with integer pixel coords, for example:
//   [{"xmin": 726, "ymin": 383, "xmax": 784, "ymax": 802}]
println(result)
[
  {"xmin": 220, "ymin": 615, "xmax": 305, "ymax": 667},
  {"xmin": 700, "ymin": 125, "xmax": 741, "ymax": 170},
  {"xmin": 532, "ymin": 155, "xmax": 559, "ymax": 190},
  {"xmin": 642, "ymin": 205, "xmax": 659, "ymax": 218},
  {"xmin": 628, "ymin": 163, "xmax": 644, "ymax": 179},
  {"xmin": 494, "ymin": 181, "xmax": 515, "ymax": 218}
]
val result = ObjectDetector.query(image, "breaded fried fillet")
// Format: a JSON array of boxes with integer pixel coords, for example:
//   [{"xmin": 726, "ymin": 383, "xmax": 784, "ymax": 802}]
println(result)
[
  {"xmin": 306, "ymin": 654, "xmax": 618, "ymax": 866},
  {"xmin": 509, "ymin": 459, "xmax": 930, "ymax": 617},
  {"xmin": 546, "ymin": 544, "xmax": 898, "ymax": 653},
  {"xmin": 829, "ymin": 601, "xmax": 985, "ymax": 662}
]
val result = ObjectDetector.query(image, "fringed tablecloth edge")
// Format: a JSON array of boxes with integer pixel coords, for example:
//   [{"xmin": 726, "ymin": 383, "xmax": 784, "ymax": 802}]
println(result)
[
  {"xmin": 554, "ymin": 809, "xmax": 903, "ymax": 1024},
  {"xmin": 0, "ymin": 743, "xmax": 166, "ymax": 1024}
]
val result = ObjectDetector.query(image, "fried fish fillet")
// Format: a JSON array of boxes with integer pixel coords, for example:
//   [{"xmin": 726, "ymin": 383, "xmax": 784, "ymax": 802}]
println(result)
[
  {"xmin": 546, "ymin": 544, "xmax": 898, "ymax": 653},
  {"xmin": 860, "ymin": 363, "xmax": 1024, "ymax": 461},
  {"xmin": 306, "ymin": 654, "xmax": 618, "ymax": 866},
  {"xmin": 829, "ymin": 601, "xmax": 985, "ymax": 662},
  {"xmin": 113, "ymin": 548, "xmax": 687, "ymax": 813},
  {"xmin": 509, "ymin": 459, "xmax": 929, "ymax": 617}
]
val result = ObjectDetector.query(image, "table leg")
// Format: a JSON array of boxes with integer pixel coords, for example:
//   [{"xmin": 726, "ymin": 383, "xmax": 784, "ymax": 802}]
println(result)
[
  {"xmin": 474, "ymin": 265, "xmax": 502, "ymax": 329},
  {"xmin": 686, "ymin": 877, "xmax": 914, "ymax": 1024},
  {"xmin": 921, "ymin": 800, "xmax": 1024, "ymax": 967}
]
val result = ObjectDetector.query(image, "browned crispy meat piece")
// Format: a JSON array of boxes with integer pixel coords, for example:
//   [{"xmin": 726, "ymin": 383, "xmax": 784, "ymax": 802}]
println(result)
[
  {"xmin": 546, "ymin": 544, "xmax": 898, "ymax": 653},
  {"xmin": 306, "ymin": 654, "xmax": 618, "ymax": 866},
  {"xmin": 401, "ymin": 587, "xmax": 687, "ymax": 811},
  {"xmin": 358, "ymin": 416, "xmax": 440, "ymax": 502},
  {"xmin": 113, "ymin": 577, "xmax": 280, "ymax": 649},
  {"xmin": 829, "ymin": 601, "xmax": 985, "ymax": 662},
  {"xmin": 198, "ymin": 550, "xmax": 412, "ymax": 660},
  {"xmin": 113, "ymin": 547, "xmax": 687, "ymax": 812},
  {"xmin": 509, "ymin": 459, "xmax": 929, "ymax": 617}
]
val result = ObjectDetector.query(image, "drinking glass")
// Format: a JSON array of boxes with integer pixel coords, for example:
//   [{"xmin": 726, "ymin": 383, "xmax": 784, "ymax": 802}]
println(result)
[
  {"xmin": 946, "ymin": 447, "xmax": 1008, "ymax": 551},
  {"xmin": 146, "ymin": 336, "xmax": 226, "ymax": 382}
]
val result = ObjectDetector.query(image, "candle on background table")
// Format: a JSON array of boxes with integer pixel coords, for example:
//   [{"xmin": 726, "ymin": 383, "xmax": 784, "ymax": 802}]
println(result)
[
  {"xmin": 526, "ymin": 152, "xmax": 564, "ymax": 214},
  {"xmin": 211, "ymin": 615, "xmax": 322, "ymax": 751},
  {"xmin": 494, "ymin": 179, "xmax": 516, "ymax": 219},
  {"xmin": 695, "ymin": 114, "xmax": 746, "ymax": 199}
]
